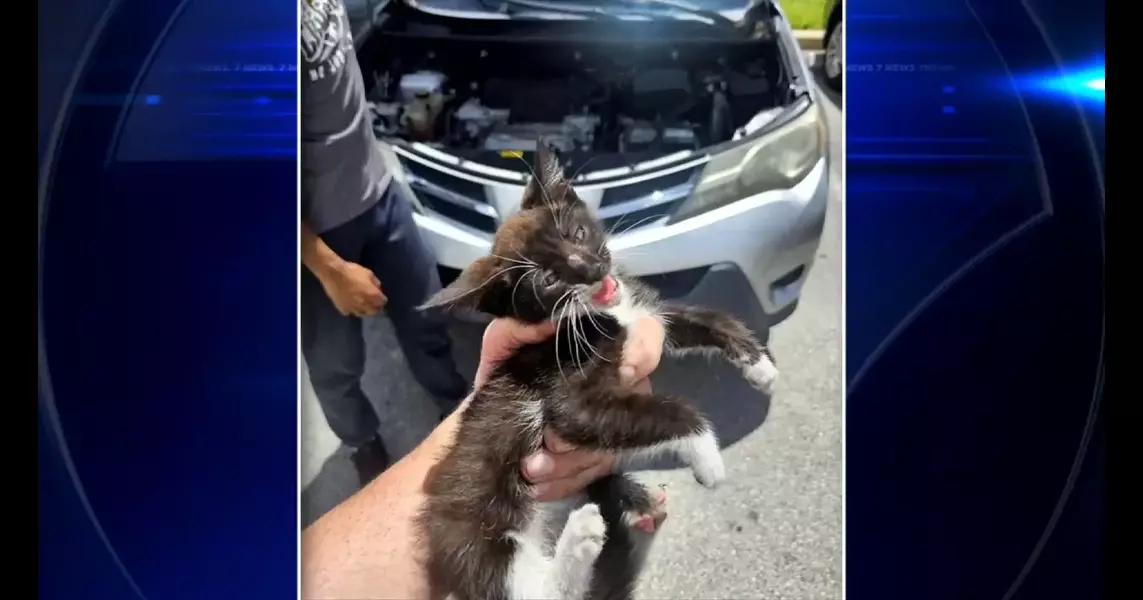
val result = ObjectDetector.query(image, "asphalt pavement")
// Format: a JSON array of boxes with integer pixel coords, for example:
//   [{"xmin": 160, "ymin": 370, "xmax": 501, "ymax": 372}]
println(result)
[{"xmin": 301, "ymin": 62, "xmax": 843, "ymax": 600}]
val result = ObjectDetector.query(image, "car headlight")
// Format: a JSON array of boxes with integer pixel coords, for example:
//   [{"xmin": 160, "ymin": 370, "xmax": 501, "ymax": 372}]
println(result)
[{"xmin": 671, "ymin": 100, "xmax": 825, "ymax": 223}]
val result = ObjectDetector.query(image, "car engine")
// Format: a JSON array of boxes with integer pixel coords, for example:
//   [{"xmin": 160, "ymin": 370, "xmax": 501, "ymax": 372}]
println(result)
[{"xmin": 369, "ymin": 63, "xmax": 767, "ymax": 155}]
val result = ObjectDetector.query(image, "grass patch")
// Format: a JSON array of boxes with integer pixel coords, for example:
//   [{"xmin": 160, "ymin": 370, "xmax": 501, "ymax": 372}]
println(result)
[{"xmin": 779, "ymin": 0, "xmax": 828, "ymax": 30}]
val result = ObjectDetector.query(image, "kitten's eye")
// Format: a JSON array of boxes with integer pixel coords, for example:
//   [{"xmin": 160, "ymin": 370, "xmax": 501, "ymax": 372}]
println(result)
[
  {"xmin": 572, "ymin": 226, "xmax": 586, "ymax": 243},
  {"xmin": 542, "ymin": 272, "xmax": 560, "ymax": 287}
]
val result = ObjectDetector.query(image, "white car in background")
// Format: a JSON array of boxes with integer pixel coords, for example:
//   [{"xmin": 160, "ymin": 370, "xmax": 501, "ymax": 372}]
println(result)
[{"xmin": 823, "ymin": 0, "xmax": 843, "ymax": 90}]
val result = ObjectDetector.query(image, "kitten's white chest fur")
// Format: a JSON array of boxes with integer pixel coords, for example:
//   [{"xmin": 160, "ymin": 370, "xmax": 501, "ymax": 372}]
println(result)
[{"xmin": 602, "ymin": 279, "xmax": 659, "ymax": 328}]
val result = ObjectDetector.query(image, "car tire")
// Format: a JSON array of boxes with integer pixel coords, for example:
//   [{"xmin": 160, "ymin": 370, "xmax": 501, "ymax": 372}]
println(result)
[{"xmin": 823, "ymin": 21, "xmax": 843, "ymax": 91}]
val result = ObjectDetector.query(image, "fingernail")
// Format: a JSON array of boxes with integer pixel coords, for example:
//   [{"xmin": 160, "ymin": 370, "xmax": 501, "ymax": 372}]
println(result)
[
  {"xmin": 619, "ymin": 366, "xmax": 636, "ymax": 383},
  {"xmin": 524, "ymin": 452, "xmax": 554, "ymax": 479}
]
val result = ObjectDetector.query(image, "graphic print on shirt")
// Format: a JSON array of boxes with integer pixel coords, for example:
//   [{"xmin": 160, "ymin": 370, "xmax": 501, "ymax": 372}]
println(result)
[{"xmin": 300, "ymin": 0, "xmax": 350, "ymax": 82}]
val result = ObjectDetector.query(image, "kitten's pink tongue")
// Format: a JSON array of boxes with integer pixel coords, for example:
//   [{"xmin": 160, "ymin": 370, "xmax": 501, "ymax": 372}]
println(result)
[{"xmin": 592, "ymin": 276, "xmax": 616, "ymax": 304}]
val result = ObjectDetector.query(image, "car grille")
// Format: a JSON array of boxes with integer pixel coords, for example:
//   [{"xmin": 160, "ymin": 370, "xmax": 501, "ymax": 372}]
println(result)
[
  {"xmin": 403, "ymin": 159, "xmax": 499, "ymax": 233},
  {"xmin": 597, "ymin": 167, "xmax": 698, "ymax": 234},
  {"xmin": 401, "ymin": 157, "xmax": 699, "ymax": 236}
]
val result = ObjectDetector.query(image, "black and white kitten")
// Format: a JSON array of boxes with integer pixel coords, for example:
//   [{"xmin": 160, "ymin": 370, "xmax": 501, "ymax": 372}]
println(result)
[{"xmin": 418, "ymin": 141, "xmax": 779, "ymax": 600}]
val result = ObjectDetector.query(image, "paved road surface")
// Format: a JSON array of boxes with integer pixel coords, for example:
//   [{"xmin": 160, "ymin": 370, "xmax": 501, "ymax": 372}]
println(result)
[{"xmin": 301, "ymin": 64, "xmax": 843, "ymax": 600}]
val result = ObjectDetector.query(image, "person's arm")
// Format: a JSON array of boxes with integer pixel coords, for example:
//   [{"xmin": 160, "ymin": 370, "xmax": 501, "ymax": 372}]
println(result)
[
  {"xmin": 301, "ymin": 221, "xmax": 345, "ymax": 281},
  {"xmin": 301, "ymin": 404, "xmax": 464, "ymax": 600},
  {"xmin": 300, "ymin": 317, "xmax": 666, "ymax": 600},
  {"xmin": 301, "ymin": 220, "xmax": 386, "ymax": 317}
]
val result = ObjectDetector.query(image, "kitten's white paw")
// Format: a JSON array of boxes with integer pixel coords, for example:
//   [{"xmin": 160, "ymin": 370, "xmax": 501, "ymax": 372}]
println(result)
[
  {"xmin": 744, "ymin": 355, "xmax": 779, "ymax": 394},
  {"xmin": 689, "ymin": 432, "xmax": 726, "ymax": 488},
  {"xmin": 693, "ymin": 454, "xmax": 726, "ymax": 488},
  {"xmin": 561, "ymin": 503, "xmax": 607, "ymax": 561}
]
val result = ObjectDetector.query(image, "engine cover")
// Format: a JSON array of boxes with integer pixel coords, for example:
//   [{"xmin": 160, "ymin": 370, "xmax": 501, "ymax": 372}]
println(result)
[
  {"xmin": 453, "ymin": 98, "xmax": 510, "ymax": 143},
  {"xmin": 481, "ymin": 113, "xmax": 601, "ymax": 154},
  {"xmin": 482, "ymin": 124, "xmax": 574, "ymax": 154},
  {"xmin": 619, "ymin": 120, "xmax": 698, "ymax": 153}
]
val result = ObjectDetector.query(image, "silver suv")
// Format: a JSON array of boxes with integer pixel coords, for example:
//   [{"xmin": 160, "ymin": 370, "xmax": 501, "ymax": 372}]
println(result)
[{"xmin": 358, "ymin": 0, "xmax": 831, "ymax": 330}]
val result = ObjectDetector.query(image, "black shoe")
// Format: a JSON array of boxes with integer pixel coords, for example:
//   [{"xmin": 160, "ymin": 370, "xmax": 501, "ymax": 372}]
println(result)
[{"xmin": 351, "ymin": 436, "xmax": 390, "ymax": 487}]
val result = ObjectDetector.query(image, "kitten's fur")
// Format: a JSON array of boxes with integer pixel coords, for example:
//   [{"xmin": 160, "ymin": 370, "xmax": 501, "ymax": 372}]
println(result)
[{"xmin": 418, "ymin": 141, "xmax": 779, "ymax": 600}]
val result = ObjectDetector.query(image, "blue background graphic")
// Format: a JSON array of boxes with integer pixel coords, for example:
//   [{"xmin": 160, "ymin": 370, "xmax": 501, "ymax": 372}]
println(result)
[
  {"xmin": 38, "ymin": 0, "xmax": 1106, "ymax": 597},
  {"xmin": 39, "ymin": 0, "xmax": 297, "ymax": 598},
  {"xmin": 846, "ymin": 0, "xmax": 1104, "ymax": 599}
]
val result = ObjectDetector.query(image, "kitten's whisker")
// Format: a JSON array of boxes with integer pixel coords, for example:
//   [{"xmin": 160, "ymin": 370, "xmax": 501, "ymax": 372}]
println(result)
[
  {"xmin": 604, "ymin": 212, "xmax": 631, "ymax": 238},
  {"xmin": 552, "ymin": 203, "xmax": 568, "ymax": 233},
  {"xmin": 569, "ymin": 303, "xmax": 588, "ymax": 378},
  {"xmin": 510, "ymin": 268, "xmax": 537, "ymax": 315},
  {"xmin": 553, "ymin": 300, "xmax": 565, "ymax": 384},
  {"xmin": 528, "ymin": 270, "xmax": 544, "ymax": 307},
  {"xmin": 551, "ymin": 290, "xmax": 576, "ymax": 384},
  {"xmin": 440, "ymin": 264, "xmax": 533, "ymax": 304},
  {"xmin": 569, "ymin": 155, "xmax": 597, "ymax": 181},
  {"xmin": 567, "ymin": 303, "xmax": 582, "ymax": 373},
  {"xmin": 577, "ymin": 298, "xmax": 612, "ymax": 361},
  {"xmin": 575, "ymin": 298, "xmax": 612, "ymax": 363},
  {"xmin": 556, "ymin": 301, "xmax": 575, "ymax": 384},
  {"xmin": 489, "ymin": 253, "xmax": 536, "ymax": 266},
  {"xmin": 566, "ymin": 302, "xmax": 584, "ymax": 373},
  {"xmin": 515, "ymin": 155, "xmax": 565, "ymax": 234},
  {"xmin": 511, "ymin": 250, "xmax": 537, "ymax": 266},
  {"xmin": 600, "ymin": 219, "xmax": 626, "ymax": 251},
  {"xmin": 604, "ymin": 213, "xmax": 666, "ymax": 244},
  {"xmin": 626, "ymin": 213, "xmax": 670, "ymax": 231},
  {"xmin": 582, "ymin": 303, "xmax": 616, "ymax": 341},
  {"xmin": 552, "ymin": 288, "xmax": 575, "ymax": 317}
]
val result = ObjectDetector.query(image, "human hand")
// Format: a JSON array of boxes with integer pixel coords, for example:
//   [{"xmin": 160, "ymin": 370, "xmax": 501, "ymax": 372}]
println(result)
[
  {"xmin": 319, "ymin": 261, "xmax": 387, "ymax": 317},
  {"xmin": 472, "ymin": 316, "xmax": 666, "ymax": 502}
]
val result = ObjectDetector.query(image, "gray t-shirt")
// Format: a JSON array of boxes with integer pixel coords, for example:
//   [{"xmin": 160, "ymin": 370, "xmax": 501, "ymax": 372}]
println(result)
[{"xmin": 300, "ymin": 0, "xmax": 391, "ymax": 234}]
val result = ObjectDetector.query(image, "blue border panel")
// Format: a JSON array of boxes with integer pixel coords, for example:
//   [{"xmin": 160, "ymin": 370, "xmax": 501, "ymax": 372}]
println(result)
[
  {"xmin": 846, "ymin": 1, "xmax": 1104, "ymax": 599},
  {"xmin": 38, "ymin": 1, "xmax": 297, "ymax": 598}
]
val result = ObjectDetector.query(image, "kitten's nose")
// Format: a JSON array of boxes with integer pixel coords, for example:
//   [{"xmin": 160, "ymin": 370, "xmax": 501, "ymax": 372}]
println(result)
[{"xmin": 585, "ymin": 263, "xmax": 607, "ymax": 281}]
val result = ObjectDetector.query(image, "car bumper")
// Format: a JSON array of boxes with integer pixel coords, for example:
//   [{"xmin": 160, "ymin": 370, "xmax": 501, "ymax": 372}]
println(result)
[{"xmin": 414, "ymin": 157, "xmax": 830, "ymax": 326}]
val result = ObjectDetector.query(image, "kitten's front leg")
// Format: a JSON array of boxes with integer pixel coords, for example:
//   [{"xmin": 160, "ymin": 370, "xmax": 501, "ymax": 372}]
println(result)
[
  {"xmin": 548, "ymin": 390, "xmax": 725, "ymax": 488},
  {"xmin": 661, "ymin": 304, "xmax": 779, "ymax": 394}
]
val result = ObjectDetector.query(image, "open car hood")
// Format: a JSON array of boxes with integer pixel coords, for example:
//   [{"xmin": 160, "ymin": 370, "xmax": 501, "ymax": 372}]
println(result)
[{"xmin": 400, "ymin": 0, "xmax": 764, "ymax": 20}]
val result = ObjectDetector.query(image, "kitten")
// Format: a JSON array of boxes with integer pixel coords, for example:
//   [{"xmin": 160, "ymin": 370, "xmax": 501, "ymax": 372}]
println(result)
[{"xmin": 417, "ymin": 141, "xmax": 779, "ymax": 600}]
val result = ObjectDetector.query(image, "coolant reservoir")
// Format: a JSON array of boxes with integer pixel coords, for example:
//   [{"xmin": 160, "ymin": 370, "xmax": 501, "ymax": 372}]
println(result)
[{"xmin": 398, "ymin": 71, "xmax": 449, "ymax": 140}]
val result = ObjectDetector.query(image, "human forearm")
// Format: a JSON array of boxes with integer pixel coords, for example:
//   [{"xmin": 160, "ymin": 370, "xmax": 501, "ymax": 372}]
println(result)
[
  {"xmin": 301, "ymin": 220, "xmax": 345, "ymax": 280},
  {"xmin": 300, "ymin": 402, "xmax": 466, "ymax": 600}
]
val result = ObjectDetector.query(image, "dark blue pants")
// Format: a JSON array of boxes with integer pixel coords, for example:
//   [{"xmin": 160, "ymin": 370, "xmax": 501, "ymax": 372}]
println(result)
[{"xmin": 301, "ymin": 183, "xmax": 466, "ymax": 448}]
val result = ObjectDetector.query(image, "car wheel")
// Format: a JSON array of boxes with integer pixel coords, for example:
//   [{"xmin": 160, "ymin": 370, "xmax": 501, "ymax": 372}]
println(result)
[{"xmin": 824, "ymin": 21, "xmax": 843, "ymax": 91}]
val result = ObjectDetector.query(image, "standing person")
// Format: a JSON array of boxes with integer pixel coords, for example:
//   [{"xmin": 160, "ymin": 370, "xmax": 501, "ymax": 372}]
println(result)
[{"xmin": 299, "ymin": 0, "xmax": 468, "ymax": 486}]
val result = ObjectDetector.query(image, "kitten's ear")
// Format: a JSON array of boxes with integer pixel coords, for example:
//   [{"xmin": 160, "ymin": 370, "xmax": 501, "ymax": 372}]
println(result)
[
  {"xmin": 521, "ymin": 138, "xmax": 570, "ymax": 210},
  {"xmin": 419, "ymin": 255, "xmax": 503, "ymax": 313}
]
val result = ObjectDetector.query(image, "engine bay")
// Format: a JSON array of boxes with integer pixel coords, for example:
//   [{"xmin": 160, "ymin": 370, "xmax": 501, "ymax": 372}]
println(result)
[{"xmin": 361, "ymin": 7, "xmax": 795, "ymax": 157}]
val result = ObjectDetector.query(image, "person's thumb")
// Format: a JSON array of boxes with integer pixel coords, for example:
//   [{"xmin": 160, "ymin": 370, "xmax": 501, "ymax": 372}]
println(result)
[
  {"xmin": 483, "ymin": 319, "xmax": 556, "ymax": 355},
  {"xmin": 475, "ymin": 319, "xmax": 556, "ymax": 389}
]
